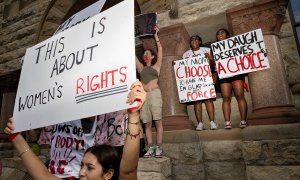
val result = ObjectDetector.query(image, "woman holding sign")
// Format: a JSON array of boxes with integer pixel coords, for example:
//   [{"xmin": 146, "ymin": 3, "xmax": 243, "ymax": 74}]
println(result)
[
  {"xmin": 215, "ymin": 28, "xmax": 248, "ymax": 129},
  {"xmin": 182, "ymin": 35, "xmax": 218, "ymax": 131},
  {"xmin": 5, "ymin": 80, "xmax": 146, "ymax": 180},
  {"xmin": 135, "ymin": 26, "xmax": 163, "ymax": 158}
]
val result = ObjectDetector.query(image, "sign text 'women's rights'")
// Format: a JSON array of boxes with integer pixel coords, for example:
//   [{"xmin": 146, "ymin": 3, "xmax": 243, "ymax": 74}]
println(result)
[
  {"xmin": 173, "ymin": 55, "xmax": 216, "ymax": 103},
  {"xmin": 211, "ymin": 29, "xmax": 269, "ymax": 79},
  {"xmin": 13, "ymin": 0, "xmax": 136, "ymax": 132}
]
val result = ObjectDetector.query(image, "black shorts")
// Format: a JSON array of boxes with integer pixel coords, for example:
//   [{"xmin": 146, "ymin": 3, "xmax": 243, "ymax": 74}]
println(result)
[{"xmin": 219, "ymin": 74, "xmax": 245, "ymax": 84}]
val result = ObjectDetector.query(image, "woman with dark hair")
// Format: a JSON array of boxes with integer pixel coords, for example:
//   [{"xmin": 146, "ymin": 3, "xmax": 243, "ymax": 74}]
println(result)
[
  {"xmin": 215, "ymin": 28, "xmax": 248, "ymax": 129},
  {"xmin": 182, "ymin": 35, "xmax": 217, "ymax": 131},
  {"xmin": 135, "ymin": 26, "xmax": 163, "ymax": 158},
  {"xmin": 4, "ymin": 80, "xmax": 146, "ymax": 180},
  {"xmin": 80, "ymin": 145, "xmax": 120, "ymax": 179}
]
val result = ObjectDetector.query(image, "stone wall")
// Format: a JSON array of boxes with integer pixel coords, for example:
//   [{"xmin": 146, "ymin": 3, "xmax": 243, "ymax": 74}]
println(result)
[
  {"xmin": 281, "ymin": 11, "xmax": 300, "ymax": 111},
  {"xmin": 160, "ymin": 129, "xmax": 247, "ymax": 180},
  {"xmin": 0, "ymin": 0, "xmax": 51, "ymax": 75},
  {"xmin": 242, "ymin": 124, "xmax": 300, "ymax": 179}
]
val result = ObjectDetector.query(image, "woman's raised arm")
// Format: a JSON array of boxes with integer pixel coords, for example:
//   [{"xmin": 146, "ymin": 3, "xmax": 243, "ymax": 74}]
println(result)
[
  {"xmin": 4, "ymin": 118, "xmax": 59, "ymax": 180},
  {"xmin": 119, "ymin": 80, "xmax": 146, "ymax": 180},
  {"xmin": 153, "ymin": 26, "xmax": 163, "ymax": 71}
]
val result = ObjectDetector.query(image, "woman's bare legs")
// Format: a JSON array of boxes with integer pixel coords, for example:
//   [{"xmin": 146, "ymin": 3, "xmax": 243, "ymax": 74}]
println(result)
[
  {"xmin": 221, "ymin": 83, "xmax": 233, "ymax": 122},
  {"xmin": 232, "ymin": 81, "xmax": 247, "ymax": 121},
  {"xmin": 154, "ymin": 120, "xmax": 163, "ymax": 146},
  {"xmin": 204, "ymin": 100, "xmax": 215, "ymax": 122},
  {"xmin": 145, "ymin": 121, "xmax": 153, "ymax": 146}
]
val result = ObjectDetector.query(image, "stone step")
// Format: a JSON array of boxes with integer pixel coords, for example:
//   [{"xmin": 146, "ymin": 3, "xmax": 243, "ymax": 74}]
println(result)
[
  {"xmin": 0, "ymin": 134, "xmax": 10, "ymax": 143},
  {"xmin": 0, "ymin": 150, "xmax": 14, "ymax": 158},
  {"xmin": 0, "ymin": 142, "xmax": 14, "ymax": 158},
  {"xmin": 137, "ymin": 157, "xmax": 172, "ymax": 180},
  {"xmin": 0, "ymin": 142, "xmax": 13, "ymax": 151},
  {"xmin": 0, "ymin": 156, "xmax": 47, "ymax": 180}
]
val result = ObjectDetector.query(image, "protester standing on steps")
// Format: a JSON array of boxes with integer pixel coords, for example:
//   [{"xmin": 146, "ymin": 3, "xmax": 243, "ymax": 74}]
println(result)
[
  {"xmin": 135, "ymin": 26, "xmax": 163, "ymax": 158},
  {"xmin": 215, "ymin": 28, "xmax": 248, "ymax": 129},
  {"xmin": 182, "ymin": 35, "xmax": 218, "ymax": 131}
]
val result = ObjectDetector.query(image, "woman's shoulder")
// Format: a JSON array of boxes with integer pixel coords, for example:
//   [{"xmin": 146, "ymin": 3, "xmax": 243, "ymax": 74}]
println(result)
[{"xmin": 183, "ymin": 49, "xmax": 192, "ymax": 58}]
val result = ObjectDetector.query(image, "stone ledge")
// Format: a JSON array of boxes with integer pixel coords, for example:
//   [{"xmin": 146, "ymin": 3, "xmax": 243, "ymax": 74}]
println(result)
[
  {"xmin": 138, "ymin": 157, "xmax": 171, "ymax": 177},
  {"xmin": 1, "ymin": 167, "xmax": 31, "ymax": 180},
  {"xmin": 202, "ymin": 140, "xmax": 243, "ymax": 161},
  {"xmin": 172, "ymin": 164, "xmax": 205, "ymax": 179},
  {"xmin": 246, "ymin": 166, "xmax": 300, "ymax": 179},
  {"xmin": 137, "ymin": 172, "xmax": 168, "ymax": 180},
  {"xmin": 158, "ymin": 128, "xmax": 242, "ymax": 144},
  {"xmin": 1, "ymin": 156, "xmax": 47, "ymax": 172},
  {"xmin": 0, "ymin": 142, "xmax": 13, "ymax": 151},
  {"xmin": 241, "ymin": 123, "xmax": 300, "ymax": 141},
  {"xmin": 243, "ymin": 139, "xmax": 300, "ymax": 165},
  {"xmin": 198, "ymin": 128, "xmax": 242, "ymax": 141},
  {"xmin": 162, "ymin": 143, "xmax": 202, "ymax": 164},
  {"xmin": 0, "ymin": 150, "xmax": 14, "ymax": 158},
  {"xmin": 205, "ymin": 162, "xmax": 246, "ymax": 180},
  {"xmin": 158, "ymin": 130, "xmax": 200, "ymax": 143}
]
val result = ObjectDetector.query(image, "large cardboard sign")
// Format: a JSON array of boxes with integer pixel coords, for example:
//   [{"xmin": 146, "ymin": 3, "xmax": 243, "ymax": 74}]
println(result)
[
  {"xmin": 13, "ymin": 0, "xmax": 135, "ymax": 132},
  {"xmin": 174, "ymin": 55, "xmax": 216, "ymax": 103},
  {"xmin": 211, "ymin": 29, "xmax": 269, "ymax": 79},
  {"xmin": 54, "ymin": 0, "xmax": 107, "ymax": 35},
  {"xmin": 135, "ymin": 12, "xmax": 157, "ymax": 37}
]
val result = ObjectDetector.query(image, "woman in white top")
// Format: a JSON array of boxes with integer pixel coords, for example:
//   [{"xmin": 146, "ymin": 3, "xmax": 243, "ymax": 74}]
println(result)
[{"xmin": 182, "ymin": 35, "xmax": 217, "ymax": 131}]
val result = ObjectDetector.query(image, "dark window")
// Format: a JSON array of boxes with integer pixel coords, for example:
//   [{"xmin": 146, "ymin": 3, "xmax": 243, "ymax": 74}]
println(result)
[{"xmin": 289, "ymin": 0, "xmax": 300, "ymax": 56}]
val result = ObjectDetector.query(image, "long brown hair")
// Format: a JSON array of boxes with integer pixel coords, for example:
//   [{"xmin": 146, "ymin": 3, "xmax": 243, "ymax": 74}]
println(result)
[{"xmin": 142, "ymin": 49, "xmax": 157, "ymax": 66}]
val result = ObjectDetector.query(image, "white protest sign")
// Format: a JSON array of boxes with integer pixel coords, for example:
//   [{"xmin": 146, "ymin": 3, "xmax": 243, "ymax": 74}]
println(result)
[
  {"xmin": 211, "ymin": 29, "xmax": 269, "ymax": 79},
  {"xmin": 54, "ymin": 0, "xmax": 106, "ymax": 35},
  {"xmin": 19, "ymin": 0, "xmax": 107, "ymax": 65},
  {"xmin": 174, "ymin": 55, "xmax": 216, "ymax": 103},
  {"xmin": 13, "ymin": 0, "xmax": 135, "ymax": 132}
]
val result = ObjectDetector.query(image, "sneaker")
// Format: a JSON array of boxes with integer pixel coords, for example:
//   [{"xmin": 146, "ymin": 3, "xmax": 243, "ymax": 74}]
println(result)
[
  {"xmin": 210, "ymin": 121, "xmax": 217, "ymax": 130},
  {"xmin": 196, "ymin": 122, "xmax": 204, "ymax": 131},
  {"xmin": 240, "ymin": 120, "xmax": 248, "ymax": 128},
  {"xmin": 143, "ymin": 146, "xmax": 155, "ymax": 158},
  {"xmin": 155, "ymin": 146, "xmax": 163, "ymax": 158},
  {"xmin": 225, "ymin": 121, "xmax": 232, "ymax": 129}
]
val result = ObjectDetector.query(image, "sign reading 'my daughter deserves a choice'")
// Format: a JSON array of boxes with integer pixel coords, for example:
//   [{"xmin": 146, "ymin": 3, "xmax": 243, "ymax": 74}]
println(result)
[
  {"xmin": 211, "ymin": 29, "xmax": 270, "ymax": 79},
  {"xmin": 13, "ymin": 0, "xmax": 136, "ymax": 132}
]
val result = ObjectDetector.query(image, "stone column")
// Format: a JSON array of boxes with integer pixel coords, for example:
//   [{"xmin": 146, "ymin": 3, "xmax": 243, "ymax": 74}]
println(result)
[
  {"xmin": 226, "ymin": 0, "xmax": 300, "ymax": 125},
  {"xmin": 142, "ymin": 23, "xmax": 194, "ymax": 130}
]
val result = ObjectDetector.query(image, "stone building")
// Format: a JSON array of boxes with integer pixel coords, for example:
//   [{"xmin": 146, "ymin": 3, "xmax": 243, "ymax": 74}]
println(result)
[{"xmin": 0, "ymin": 0, "xmax": 300, "ymax": 179}]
